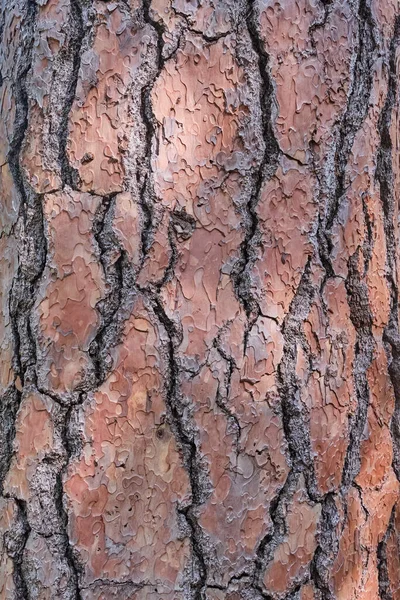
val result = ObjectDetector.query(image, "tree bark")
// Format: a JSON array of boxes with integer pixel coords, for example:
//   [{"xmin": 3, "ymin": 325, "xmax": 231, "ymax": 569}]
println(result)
[{"xmin": 0, "ymin": 0, "xmax": 400, "ymax": 598}]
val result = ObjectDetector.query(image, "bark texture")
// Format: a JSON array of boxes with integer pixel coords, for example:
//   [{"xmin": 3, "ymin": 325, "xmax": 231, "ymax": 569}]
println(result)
[{"xmin": 0, "ymin": 0, "xmax": 400, "ymax": 599}]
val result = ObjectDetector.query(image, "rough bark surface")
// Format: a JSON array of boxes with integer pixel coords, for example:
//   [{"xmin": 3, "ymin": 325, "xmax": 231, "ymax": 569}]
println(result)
[{"xmin": 0, "ymin": 0, "xmax": 400, "ymax": 599}]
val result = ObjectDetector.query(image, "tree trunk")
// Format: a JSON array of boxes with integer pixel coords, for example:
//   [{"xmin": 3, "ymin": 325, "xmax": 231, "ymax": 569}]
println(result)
[{"xmin": 0, "ymin": 0, "xmax": 399, "ymax": 598}]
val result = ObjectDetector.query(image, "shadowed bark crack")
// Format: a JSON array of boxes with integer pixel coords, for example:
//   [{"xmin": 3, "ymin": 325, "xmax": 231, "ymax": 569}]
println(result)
[
  {"xmin": 6, "ymin": 498, "xmax": 30, "ymax": 600},
  {"xmin": 150, "ymin": 296, "xmax": 210, "ymax": 600},
  {"xmin": 325, "ymin": 0, "xmax": 376, "ymax": 229},
  {"xmin": 277, "ymin": 258, "xmax": 319, "ymax": 499},
  {"xmin": 90, "ymin": 194, "xmax": 136, "ymax": 384},
  {"xmin": 341, "ymin": 250, "xmax": 374, "ymax": 492},
  {"xmin": 0, "ymin": 387, "xmax": 21, "ymax": 494},
  {"xmin": 212, "ymin": 333, "xmax": 241, "ymax": 455},
  {"xmin": 251, "ymin": 470, "xmax": 300, "ymax": 597},
  {"xmin": 59, "ymin": 0, "xmax": 85, "ymax": 190},
  {"xmin": 310, "ymin": 493, "xmax": 339, "ymax": 600},
  {"xmin": 316, "ymin": 0, "xmax": 376, "ymax": 282},
  {"xmin": 377, "ymin": 506, "xmax": 395, "ymax": 600},
  {"xmin": 250, "ymin": 262, "xmax": 320, "ymax": 595},
  {"xmin": 378, "ymin": 15, "xmax": 400, "ymax": 482},
  {"xmin": 8, "ymin": 1, "xmax": 45, "ymax": 387},
  {"xmin": 232, "ymin": 0, "xmax": 280, "ymax": 330}
]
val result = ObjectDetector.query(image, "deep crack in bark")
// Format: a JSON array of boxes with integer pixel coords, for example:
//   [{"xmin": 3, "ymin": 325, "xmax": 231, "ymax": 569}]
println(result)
[
  {"xmin": 232, "ymin": 0, "xmax": 280, "ymax": 330},
  {"xmin": 378, "ymin": 15, "xmax": 400, "ymax": 483},
  {"xmin": 377, "ymin": 506, "xmax": 395, "ymax": 600},
  {"xmin": 59, "ymin": 0, "xmax": 85, "ymax": 190},
  {"xmin": 316, "ymin": 0, "xmax": 376, "ymax": 283}
]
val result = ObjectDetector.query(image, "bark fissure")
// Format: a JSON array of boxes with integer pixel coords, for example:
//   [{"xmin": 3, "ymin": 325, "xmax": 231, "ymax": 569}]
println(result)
[
  {"xmin": 232, "ymin": 0, "xmax": 280, "ymax": 328},
  {"xmin": 213, "ymin": 335, "xmax": 241, "ymax": 455},
  {"xmin": 341, "ymin": 250, "xmax": 374, "ymax": 492},
  {"xmin": 378, "ymin": 15, "xmax": 400, "ymax": 482},
  {"xmin": 90, "ymin": 194, "xmax": 135, "ymax": 385},
  {"xmin": 251, "ymin": 261, "xmax": 320, "ymax": 595},
  {"xmin": 252, "ymin": 470, "xmax": 301, "ymax": 595},
  {"xmin": 310, "ymin": 493, "xmax": 340, "ymax": 600},
  {"xmin": 277, "ymin": 259, "xmax": 319, "ymax": 498},
  {"xmin": 317, "ymin": 0, "xmax": 376, "ymax": 282},
  {"xmin": 7, "ymin": 498, "xmax": 30, "ymax": 600},
  {"xmin": 150, "ymin": 296, "xmax": 210, "ymax": 600},
  {"xmin": 59, "ymin": 0, "xmax": 85, "ymax": 190},
  {"xmin": 325, "ymin": 0, "xmax": 376, "ymax": 232},
  {"xmin": 8, "ymin": 4, "xmax": 45, "ymax": 387},
  {"xmin": 377, "ymin": 507, "xmax": 395, "ymax": 600}
]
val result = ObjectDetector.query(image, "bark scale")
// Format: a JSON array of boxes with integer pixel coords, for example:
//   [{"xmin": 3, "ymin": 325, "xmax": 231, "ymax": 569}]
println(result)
[{"xmin": 0, "ymin": 0, "xmax": 399, "ymax": 599}]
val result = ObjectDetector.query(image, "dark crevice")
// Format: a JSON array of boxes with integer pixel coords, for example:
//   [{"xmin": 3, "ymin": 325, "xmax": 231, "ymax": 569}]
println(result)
[
  {"xmin": 309, "ymin": 0, "xmax": 333, "ymax": 52},
  {"xmin": 378, "ymin": 507, "xmax": 395, "ymax": 600},
  {"xmin": 252, "ymin": 470, "xmax": 300, "ymax": 595},
  {"xmin": 54, "ymin": 468, "xmax": 83, "ymax": 600},
  {"xmin": 143, "ymin": 0, "xmax": 165, "ymax": 68},
  {"xmin": 315, "ymin": 0, "xmax": 376, "ymax": 284},
  {"xmin": 149, "ymin": 296, "xmax": 210, "ymax": 600},
  {"xmin": 7, "ymin": 499, "xmax": 31, "ymax": 600},
  {"xmin": 377, "ymin": 14, "xmax": 400, "ymax": 483},
  {"xmin": 277, "ymin": 258, "xmax": 319, "ymax": 501},
  {"xmin": 89, "ymin": 194, "xmax": 136, "ymax": 384},
  {"xmin": 212, "ymin": 336, "xmax": 241, "ymax": 454},
  {"xmin": 310, "ymin": 493, "xmax": 340, "ymax": 600},
  {"xmin": 361, "ymin": 192, "xmax": 373, "ymax": 273},
  {"xmin": 325, "ymin": 0, "xmax": 376, "ymax": 231},
  {"xmin": 138, "ymin": 85, "xmax": 159, "ymax": 261},
  {"xmin": 8, "ymin": 0, "xmax": 45, "ymax": 387},
  {"xmin": 169, "ymin": 5, "xmax": 234, "ymax": 44},
  {"xmin": 341, "ymin": 255, "xmax": 374, "ymax": 493},
  {"xmin": 159, "ymin": 220, "xmax": 179, "ymax": 288},
  {"xmin": 0, "ymin": 386, "xmax": 21, "ymax": 495},
  {"xmin": 231, "ymin": 0, "xmax": 280, "ymax": 328},
  {"xmin": 59, "ymin": 0, "xmax": 85, "ymax": 190},
  {"xmin": 0, "ymin": 6, "xmax": 5, "ymax": 88}
]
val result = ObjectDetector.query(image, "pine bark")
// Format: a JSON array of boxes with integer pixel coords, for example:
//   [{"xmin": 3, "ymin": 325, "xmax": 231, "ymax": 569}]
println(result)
[{"xmin": 0, "ymin": 0, "xmax": 400, "ymax": 599}]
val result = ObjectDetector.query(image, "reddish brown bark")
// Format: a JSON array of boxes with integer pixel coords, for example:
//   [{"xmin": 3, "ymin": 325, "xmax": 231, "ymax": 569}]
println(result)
[{"xmin": 0, "ymin": 0, "xmax": 400, "ymax": 599}]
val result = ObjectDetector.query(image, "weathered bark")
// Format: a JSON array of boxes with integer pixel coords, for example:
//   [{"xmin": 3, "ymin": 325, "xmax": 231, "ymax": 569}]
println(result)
[{"xmin": 0, "ymin": 0, "xmax": 400, "ymax": 598}]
